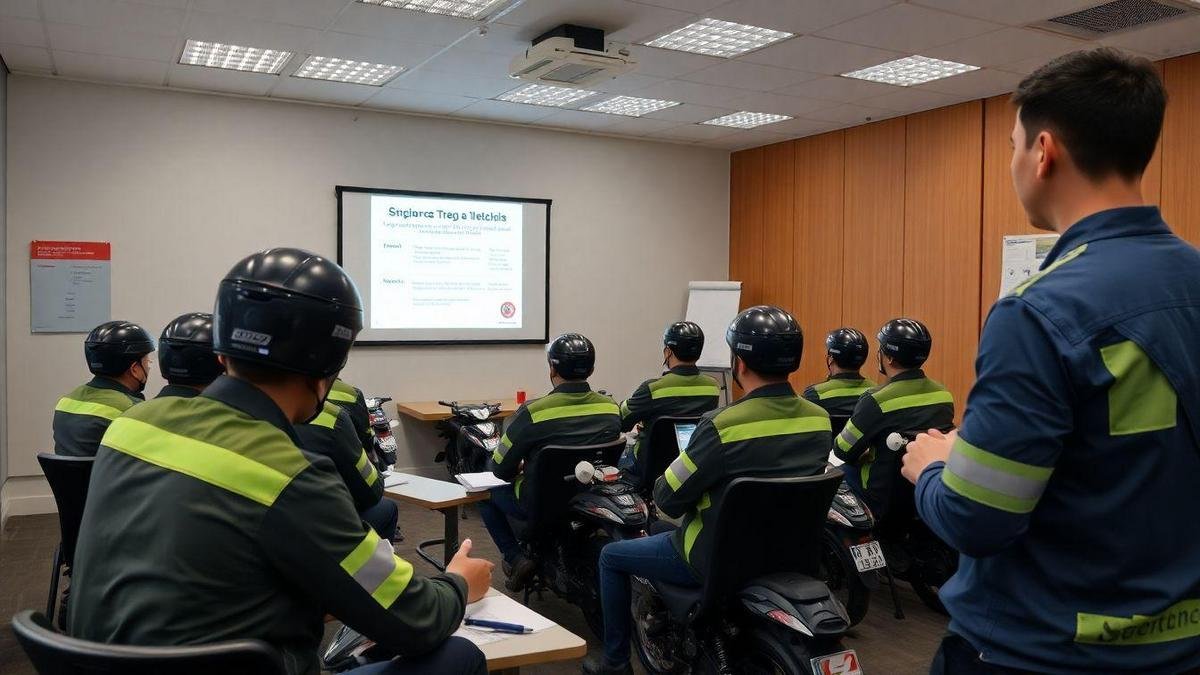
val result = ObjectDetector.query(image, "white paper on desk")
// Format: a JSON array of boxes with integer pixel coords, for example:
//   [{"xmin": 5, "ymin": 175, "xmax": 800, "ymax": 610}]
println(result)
[
  {"xmin": 827, "ymin": 451, "xmax": 844, "ymax": 468},
  {"xmin": 455, "ymin": 472, "xmax": 509, "ymax": 492},
  {"xmin": 383, "ymin": 473, "xmax": 409, "ymax": 488},
  {"xmin": 465, "ymin": 595, "xmax": 555, "ymax": 633}
]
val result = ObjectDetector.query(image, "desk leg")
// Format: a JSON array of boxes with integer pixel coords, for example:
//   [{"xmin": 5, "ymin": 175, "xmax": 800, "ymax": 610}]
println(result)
[{"xmin": 415, "ymin": 505, "xmax": 461, "ymax": 572}]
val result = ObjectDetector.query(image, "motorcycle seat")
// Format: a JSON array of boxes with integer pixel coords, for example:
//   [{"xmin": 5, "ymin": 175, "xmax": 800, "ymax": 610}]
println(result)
[
  {"xmin": 746, "ymin": 572, "xmax": 832, "ymax": 603},
  {"xmin": 650, "ymin": 578, "xmax": 703, "ymax": 623}
]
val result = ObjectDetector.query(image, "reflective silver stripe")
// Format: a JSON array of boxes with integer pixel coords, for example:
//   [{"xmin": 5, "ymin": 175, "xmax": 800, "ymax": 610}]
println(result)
[
  {"xmin": 353, "ymin": 537, "xmax": 398, "ymax": 594},
  {"xmin": 837, "ymin": 427, "xmax": 858, "ymax": 448},
  {"xmin": 359, "ymin": 460, "xmax": 374, "ymax": 481},
  {"xmin": 945, "ymin": 447, "xmax": 1048, "ymax": 503}
]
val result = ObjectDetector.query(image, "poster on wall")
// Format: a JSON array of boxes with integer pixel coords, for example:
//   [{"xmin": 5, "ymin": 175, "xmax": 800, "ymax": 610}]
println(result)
[
  {"xmin": 30, "ymin": 240, "xmax": 112, "ymax": 333},
  {"xmin": 999, "ymin": 234, "xmax": 1059, "ymax": 298}
]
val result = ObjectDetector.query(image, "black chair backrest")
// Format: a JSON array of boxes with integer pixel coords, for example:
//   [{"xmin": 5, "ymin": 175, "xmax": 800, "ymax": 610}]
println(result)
[
  {"xmin": 521, "ymin": 439, "xmax": 626, "ymax": 538},
  {"xmin": 636, "ymin": 416, "xmax": 703, "ymax": 493},
  {"xmin": 10, "ymin": 610, "xmax": 286, "ymax": 675},
  {"xmin": 696, "ymin": 472, "xmax": 843, "ymax": 618},
  {"xmin": 829, "ymin": 414, "xmax": 851, "ymax": 436},
  {"xmin": 36, "ymin": 454, "xmax": 94, "ymax": 565}
]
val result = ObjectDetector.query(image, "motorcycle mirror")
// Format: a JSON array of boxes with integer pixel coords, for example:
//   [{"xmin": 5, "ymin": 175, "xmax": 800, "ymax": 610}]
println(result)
[
  {"xmin": 574, "ymin": 461, "xmax": 596, "ymax": 484},
  {"xmin": 389, "ymin": 420, "xmax": 399, "ymax": 429},
  {"xmin": 886, "ymin": 432, "xmax": 907, "ymax": 452}
]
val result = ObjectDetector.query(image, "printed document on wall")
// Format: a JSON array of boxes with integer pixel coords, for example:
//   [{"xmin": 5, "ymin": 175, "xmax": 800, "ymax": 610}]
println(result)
[{"xmin": 999, "ymin": 234, "xmax": 1059, "ymax": 298}]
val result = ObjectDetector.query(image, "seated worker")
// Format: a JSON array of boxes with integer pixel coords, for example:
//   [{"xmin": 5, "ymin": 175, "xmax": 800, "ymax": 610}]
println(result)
[
  {"xmin": 834, "ymin": 319, "xmax": 954, "ymax": 524},
  {"xmin": 329, "ymin": 377, "xmax": 375, "ymax": 455},
  {"xmin": 480, "ymin": 333, "xmax": 621, "ymax": 591},
  {"xmin": 583, "ymin": 305, "xmax": 833, "ymax": 675},
  {"xmin": 296, "ymin": 400, "xmax": 399, "ymax": 541},
  {"xmin": 68, "ymin": 248, "xmax": 492, "ymax": 675},
  {"xmin": 155, "ymin": 312, "xmax": 224, "ymax": 399},
  {"xmin": 53, "ymin": 321, "xmax": 155, "ymax": 457},
  {"xmin": 802, "ymin": 327, "xmax": 874, "ymax": 421},
  {"xmin": 617, "ymin": 321, "xmax": 721, "ymax": 477}
]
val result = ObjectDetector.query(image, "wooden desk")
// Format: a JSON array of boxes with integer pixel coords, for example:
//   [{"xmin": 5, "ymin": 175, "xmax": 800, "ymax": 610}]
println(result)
[
  {"xmin": 384, "ymin": 472, "xmax": 490, "ymax": 570},
  {"xmin": 474, "ymin": 589, "xmax": 587, "ymax": 673},
  {"xmin": 394, "ymin": 399, "xmax": 520, "ymax": 422}
]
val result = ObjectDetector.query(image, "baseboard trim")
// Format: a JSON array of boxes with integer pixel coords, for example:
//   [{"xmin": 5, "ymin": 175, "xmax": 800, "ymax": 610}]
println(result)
[{"xmin": 1, "ymin": 476, "xmax": 56, "ymax": 527}]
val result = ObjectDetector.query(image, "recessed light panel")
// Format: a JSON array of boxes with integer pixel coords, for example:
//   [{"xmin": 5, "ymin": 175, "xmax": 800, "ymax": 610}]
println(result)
[
  {"xmin": 702, "ymin": 111, "xmax": 792, "ymax": 129},
  {"xmin": 179, "ymin": 40, "xmax": 292, "ymax": 74},
  {"xmin": 294, "ymin": 56, "xmax": 404, "ymax": 86},
  {"xmin": 582, "ymin": 95, "xmax": 680, "ymax": 117},
  {"xmin": 841, "ymin": 55, "xmax": 979, "ymax": 87},
  {"xmin": 643, "ymin": 18, "xmax": 793, "ymax": 58},
  {"xmin": 357, "ymin": 0, "xmax": 505, "ymax": 19},
  {"xmin": 496, "ymin": 83, "xmax": 598, "ymax": 108}
]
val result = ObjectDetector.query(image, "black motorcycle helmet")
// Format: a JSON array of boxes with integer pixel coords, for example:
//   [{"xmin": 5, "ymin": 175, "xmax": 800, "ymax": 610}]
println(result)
[
  {"xmin": 547, "ymin": 333, "xmax": 595, "ymax": 380},
  {"xmin": 877, "ymin": 318, "xmax": 932, "ymax": 368},
  {"xmin": 213, "ymin": 248, "xmax": 363, "ymax": 379},
  {"xmin": 84, "ymin": 321, "xmax": 155, "ymax": 376},
  {"xmin": 159, "ymin": 312, "xmax": 224, "ymax": 386},
  {"xmin": 826, "ymin": 327, "xmax": 868, "ymax": 370},
  {"xmin": 725, "ymin": 305, "xmax": 803, "ymax": 375},
  {"xmin": 663, "ymin": 321, "xmax": 704, "ymax": 362}
]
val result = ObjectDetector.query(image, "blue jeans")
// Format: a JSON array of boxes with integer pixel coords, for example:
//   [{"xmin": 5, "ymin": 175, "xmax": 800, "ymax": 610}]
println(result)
[
  {"xmin": 361, "ymin": 498, "xmax": 399, "ymax": 541},
  {"xmin": 344, "ymin": 636, "xmax": 485, "ymax": 674},
  {"xmin": 477, "ymin": 484, "xmax": 526, "ymax": 563},
  {"xmin": 598, "ymin": 532, "xmax": 699, "ymax": 665}
]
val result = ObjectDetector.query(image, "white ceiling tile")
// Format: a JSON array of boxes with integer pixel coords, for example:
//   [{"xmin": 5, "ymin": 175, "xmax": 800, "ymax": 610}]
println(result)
[
  {"xmin": 363, "ymin": 88, "xmax": 478, "ymax": 114},
  {"xmin": 742, "ymin": 36, "xmax": 903, "ymax": 75},
  {"xmin": 453, "ymin": 98, "xmax": 559, "ymax": 123},
  {"xmin": 777, "ymin": 75, "xmax": 901, "ymax": 102},
  {"xmin": 0, "ymin": 43, "xmax": 53, "ymax": 71},
  {"xmin": 457, "ymin": 22, "xmax": 532, "ymax": 57},
  {"xmin": 496, "ymin": 0, "xmax": 692, "ymax": 45},
  {"xmin": 765, "ymin": 116, "xmax": 840, "ymax": 136},
  {"xmin": 422, "ymin": 48, "xmax": 517, "ymax": 80},
  {"xmin": 632, "ymin": 45, "xmax": 724, "ymax": 78},
  {"xmin": 680, "ymin": 60, "xmax": 819, "ymax": 91},
  {"xmin": 390, "ymin": 69, "xmax": 524, "ymax": 98},
  {"xmin": 54, "ymin": 50, "xmax": 168, "ymax": 84},
  {"xmin": 710, "ymin": 0, "xmax": 896, "ymax": 34},
  {"xmin": 182, "ymin": 11, "xmax": 321, "ymax": 54},
  {"xmin": 538, "ymin": 108, "xmax": 623, "ymax": 130},
  {"xmin": 633, "ymin": 78, "xmax": 745, "ymax": 105},
  {"xmin": 706, "ymin": 128, "xmax": 791, "ymax": 150},
  {"xmin": 47, "ymin": 22, "xmax": 178, "ymax": 61},
  {"xmin": 134, "ymin": 0, "xmax": 190, "ymax": 7},
  {"xmin": 1101, "ymin": 14, "xmax": 1200, "ymax": 59},
  {"xmin": 910, "ymin": 0, "xmax": 1099, "ymax": 27},
  {"xmin": 188, "ymin": 0, "xmax": 348, "ymax": 30},
  {"xmin": 332, "ymin": 2, "xmax": 476, "ymax": 43},
  {"xmin": 653, "ymin": 122, "xmax": 734, "ymax": 141},
  {"xmin": 644, "ymin": 101, "xmax": 732, "ymax": 122},
  {"xmin": 42, "ymin": 0, "xmax": 185, "ymax": 37},
  {"xmin": 723, "ymin": 91, "xmax": 829, "ymax": 116},
  {"xmin": 805, "ymin": 102, "xmax": 893, "ymax": 125},
  {"xmin": 600, "ymin": 116, "xmax": 683, "ymax": 135},
  {"xmin": 924, "ymin": 27, "xmax": 1086, "ymax": 69},
  {"xmin": 307, "ymin": 30, "xmax": 442, "ymax": 66},
  {"xmin": 917, "ymin": 67, "xmax": 1024, "ymax": 98},
  {"xmin": 629, "ymin": 0, "xmax": 726, "ymax": 11},
  {"xmin": 0, "ymin": 0, "xmax": 41, "ymax": 19},
  {"xmin": 592, "ymin": 73, "xmax": 668, "ymax": 94},
  {"xmin": 270, "ymin": 76, "xmax": 380, "ymax": 105},
  {"xmin": 166, "ymin": 62, "xmax": 281, "ymax": 95},
  {"xmin": 0, "ymin": 17, "xmax": 47, "ymax": 47},
  {"xmin": 860, "ymin": 86, "xmax": 961, "ymax": 113},
  {"xmin": 816, "ymin": 3, "xmax": 1002, "ymax": 54}
]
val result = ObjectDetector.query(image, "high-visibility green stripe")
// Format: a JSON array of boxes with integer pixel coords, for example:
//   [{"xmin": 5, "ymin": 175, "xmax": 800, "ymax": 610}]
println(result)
[
  {"xmin": 664, "ymin": 467, "xmax": 683, "ymax": 491},
  {"xmin": 836, "ymin": 435, "xmax": 853, "ymax": 452},
  {"xmin": 1101, "ymin": 340, "xmax": 1177, "ymax": 436},
  {"xmin": 718, "ymin": 416, "xmax": 831, "ymax": 444},
  {"xmin": 357, "ymin": 450, "xmax": 379, "ymax": 486},
  {"xmin": 311, "ymin": 403, "xmax": 340, "ymax": 429},
  {"xmin": 493, "ymin": 432, "xmax": 512, "ymax": 463},
  {"xmin": 1076, "ymin": 599, "xmax": 1200, "ymax": 645},
  {"xmin": 877, "ymin": 390, "xmax": 954, "ymax": 413},
  {"xmin": 341, "ymin": 529, "xmax": 381, "ymax": 576},
  {"xmin": 650, "ymin": 385, "xmax": 720, "ymax": 399},
  {"xmin": 514, "ymin": 475, "xmax": 524, "ymax": 500},
  {"xmin": 56, "ymin": 397, "xmax": 124, "ymax": 421},
  {"xmin": 371, "ymin": 559, "xmax": 414, "ymax": 607},
  {"xmin": 530, "ymin": 402, "xmax": 619, "ymax": 423},
  {"xmin": 942, "ymin": 466, "xmax": 1038, "ymax": 514},
  {"xmin": 1011, "ymin": 244, "xmax": 1087, "ymax": 297},
  {"xmin": 682, "ymin": 492, "xmax": 711, "ymax": 562},
  {"xmin": 953, "ymin": 437, "xmax": 1053, "ymax": 482},
  {"xmin": 619, "ymin": 400, "xmax": 631, "ymax": 418},
  {"xmin": 818, "ymin": 386, "xmax": 872, "ymax": 400},
  {"xmin": 327, "ymin": 389, "xmax": 356, "ymax": 403},
  {"xmin": 104, "ymin": 417, "xmax": 296, "ymax": 507}
]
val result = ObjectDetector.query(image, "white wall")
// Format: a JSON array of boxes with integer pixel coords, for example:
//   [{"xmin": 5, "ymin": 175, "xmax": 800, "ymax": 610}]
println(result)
[
  {"xmin": 4, "ymin": 75, "xmax": 730, "ymax": 507},
  {"xmin": 0, "ymin": 63, "xmax": 8, "ymax": 523}
]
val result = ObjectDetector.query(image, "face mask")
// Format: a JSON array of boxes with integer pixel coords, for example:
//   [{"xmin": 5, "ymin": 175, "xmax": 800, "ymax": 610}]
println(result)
[
  {"xmin": 730, "ymin": 354, "xmax": 742, "ymax": 389},
  {"xmin": 877, "ymin": 351, "xmax": 886, "ymax": 377},
  {"xmin": 663, "ymin": 348, "xmax": 671, "ymax": 372},
  {"xmin": 826, "ymin": 355, "xmax": 835, "ymax": 376},
  {"xmin": 131, "ymin": 360, "xmax": 149, "ymax": 394},
  {"xmin": 300, "ymin": 376, "xmax": 332, "ymax": 425}
]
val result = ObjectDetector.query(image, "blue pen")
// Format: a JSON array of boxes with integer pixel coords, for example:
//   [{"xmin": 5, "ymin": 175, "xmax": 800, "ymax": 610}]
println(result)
[{"xmin": 464, "ymin": 617, "xmax": 532, "ymax": 634}]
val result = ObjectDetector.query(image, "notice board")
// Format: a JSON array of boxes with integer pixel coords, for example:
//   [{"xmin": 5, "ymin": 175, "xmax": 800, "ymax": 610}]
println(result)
[{"xmin": 30, "ymin": 240, "xmax": 112, "ymax": 333}]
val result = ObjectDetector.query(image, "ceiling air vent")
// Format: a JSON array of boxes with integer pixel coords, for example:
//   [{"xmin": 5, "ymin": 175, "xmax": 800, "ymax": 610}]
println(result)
[{"xmin": 1033, "ymin": 0, "xmax": 1195, "ymax": 38}]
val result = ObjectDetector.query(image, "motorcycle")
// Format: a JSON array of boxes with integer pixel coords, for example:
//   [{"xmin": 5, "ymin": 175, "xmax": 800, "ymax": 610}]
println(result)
[
  {"xmin": 365, "ymin": 396, "xmax": 398, "ymax": 471},
  {"xmin": 819, "ymin": 481, "xmax": 881, "ymax": 627},
  {"xmin": 434, "ymin": 400, "xmax": 503, "ymax": 478}
]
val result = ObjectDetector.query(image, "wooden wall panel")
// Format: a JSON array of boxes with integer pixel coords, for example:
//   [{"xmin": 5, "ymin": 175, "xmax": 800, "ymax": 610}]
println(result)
[
  {"xmin": 729, "ymin": 148, "xmax": 765, "ymax": 308},
  {"xmin": 903, "ymin": 101, "xmax": 983, "ymax": 412},
  {"xmin": 1141, "ymin": 61, "xmax": 1165, "ymax": 206},
  {"xmin": 791, "ymin": 131, "xmax": 845, "ymax": 389},
  {"xmin": 1161, "ymin": 52, "xmax": 1200, "ymax": 246},
  {"xmin": 761, "ymin": 141, "xmax": 796, "ymax": 310},
  {"xmin": 842, "ymin": 119, "xmax": 906, "ymax": 355}
]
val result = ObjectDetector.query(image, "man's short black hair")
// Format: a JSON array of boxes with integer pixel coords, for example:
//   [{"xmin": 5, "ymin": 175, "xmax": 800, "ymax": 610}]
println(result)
[{"xmin": 1012, "ymin": 47, "xmax": 1166, "ymax": 181}]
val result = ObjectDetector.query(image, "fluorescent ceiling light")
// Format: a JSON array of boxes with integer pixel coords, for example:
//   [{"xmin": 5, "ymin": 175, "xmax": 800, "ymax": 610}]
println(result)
[
  {"xmin": 179, "ymin": 39, "xmax": 292, "ymax": 74},
  {"xmin": 496, "ymin": 83, "xmax": 598, "ymax": 108},
  {"xmin": 702, "ymin": 111, "xmax": 792, "ymax": 129},
  {"xmin": 582, "ymin": 95, "xmax": 680, "ymax": 117},
  {"xmin": 842, "ymin": 55, "xmax": 979, "ymax": 87},
  {"xmin": 293, "ymin": 55, "xmax": 404, "ymax": 86},
  {"xmin": 357, "ymin": 0, "xmax": 505, "ymax": 19},
  {"xmin": 643, "ymin": 18, "xmax": 793, "ymax": 58}
]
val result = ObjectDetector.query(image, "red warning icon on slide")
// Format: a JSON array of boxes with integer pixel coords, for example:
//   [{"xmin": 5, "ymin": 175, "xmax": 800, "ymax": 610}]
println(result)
[{"xmin": 500, "ymin": 302, "xmax": 517, "ymax": 318}]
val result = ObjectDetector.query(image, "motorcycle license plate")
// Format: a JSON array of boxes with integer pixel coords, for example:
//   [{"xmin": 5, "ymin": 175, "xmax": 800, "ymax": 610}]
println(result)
[
  {"xmin": 810, "ymin": 649, "xmax": 862, "ymax": 675},
  {"xmin": 850, "ymin": 541, "xmax": 886, "ymax": 572}
]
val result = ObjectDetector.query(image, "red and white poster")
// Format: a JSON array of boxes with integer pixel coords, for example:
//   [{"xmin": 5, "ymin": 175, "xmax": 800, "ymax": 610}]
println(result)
[{"xmin": 30, "ymin": 240, "xmax": 112, "ymax": 333}]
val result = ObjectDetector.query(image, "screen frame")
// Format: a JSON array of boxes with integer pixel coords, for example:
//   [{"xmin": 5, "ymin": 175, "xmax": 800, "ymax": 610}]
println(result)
[{"xmin": 335, "ymin": 185, "xmax": 552, "ymax": 347}]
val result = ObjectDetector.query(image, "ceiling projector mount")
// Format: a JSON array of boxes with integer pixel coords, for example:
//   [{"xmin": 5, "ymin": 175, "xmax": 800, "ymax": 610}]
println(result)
[{"xmin": 510, "ymin": 24, "xmax": 638, "ymax": 87}]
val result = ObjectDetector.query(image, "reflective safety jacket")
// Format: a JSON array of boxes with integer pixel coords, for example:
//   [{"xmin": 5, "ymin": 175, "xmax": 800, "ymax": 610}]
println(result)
[
  {"xmin": 619, "ymin": 364, "xmax": 720, "ymax": 461},
  {"xmin": 802, "ymin": 372, "xmax": 875, "ymax": 419},
  {"xmin": 916, "ymin": 206, "xmax": 1200, "ymax": 673},
  {"xmin": 834, "ymin": 369, "xmax": 954, "ymax": 522},
  {"xmin": 329, "ymin": 378, "xmax": 373, "ymax": 453},
  {"xmin": 295, "ymin": 401, "xmax": 384, "ymax": 513},
  {"xmin": 155, "ymin": 384, "xmax": 201, "ymax": 399},
  {"xmin": 654, "ymin": 383, "xmax": 831, "ymax": 577},
  {"xmin": 68, "ymin": 376, "xmax": 466, "ymax": 675},
  {"xmin": 490, "ymin": 381, "xmax": 621, "ymax": 499},
  {"xmin": 53, "ymin": 376, "xmax": 143, "ymax": 457}
]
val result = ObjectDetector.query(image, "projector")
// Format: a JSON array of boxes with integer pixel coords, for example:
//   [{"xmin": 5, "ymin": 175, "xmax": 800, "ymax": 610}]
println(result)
[{"xmin": 509, "ymin": 24, "xmax": 637, "ymax": 87}]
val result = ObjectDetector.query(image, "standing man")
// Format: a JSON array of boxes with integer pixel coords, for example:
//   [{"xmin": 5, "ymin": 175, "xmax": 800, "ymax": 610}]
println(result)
[
  {"xmin": 802, "ymin": 328, "xmax": 875, "ymax": 425},
  {"xmin": 53, "ymin": 321, "xmax": 154, "ymax": 456},
  {"xmin": 156, "ymin": 312, "xmax": 224, "ymax": 399},
  {"xmin": 902, "ymin": 49, "xmax": 1200, "ymax": 673}
]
